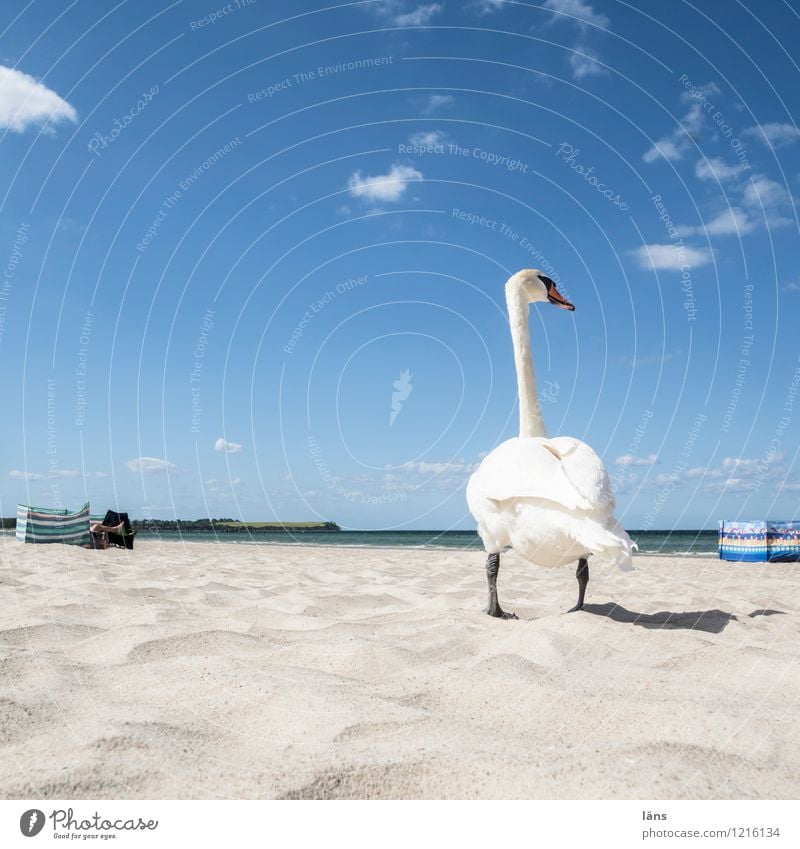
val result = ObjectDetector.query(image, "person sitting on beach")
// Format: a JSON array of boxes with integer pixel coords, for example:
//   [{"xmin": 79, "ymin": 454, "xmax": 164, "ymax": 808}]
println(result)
[{"xmin": 88, "ymin": 520, "xmax": 125, "ymax": 550}]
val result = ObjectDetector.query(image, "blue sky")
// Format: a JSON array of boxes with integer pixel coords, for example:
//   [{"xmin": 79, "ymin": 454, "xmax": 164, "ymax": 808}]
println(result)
[{"xmin": 1, "ymin": 0, "xmax": 799, "ymax": 529}]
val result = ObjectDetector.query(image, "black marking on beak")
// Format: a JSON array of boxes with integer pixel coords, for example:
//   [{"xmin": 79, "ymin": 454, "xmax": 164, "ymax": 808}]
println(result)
[{"xmin": 540, "ymin": 275, "xmax": 575, "ymax": 311}]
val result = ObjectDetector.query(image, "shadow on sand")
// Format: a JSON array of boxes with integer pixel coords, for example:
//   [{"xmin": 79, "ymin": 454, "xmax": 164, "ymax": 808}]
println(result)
[{"xmin": 582, "ymin": 603, "xmax": 738, "ymax": 634}]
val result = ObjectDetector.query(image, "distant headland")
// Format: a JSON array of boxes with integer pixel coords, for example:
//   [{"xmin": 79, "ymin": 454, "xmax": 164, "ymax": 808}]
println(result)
[
  {"xmin": 131, "ymin": 519, "xmax": 341, "ymax": 534},
  {"xmin": 0, "ymin": 517, "xmax": 341, "ymax": 533}
]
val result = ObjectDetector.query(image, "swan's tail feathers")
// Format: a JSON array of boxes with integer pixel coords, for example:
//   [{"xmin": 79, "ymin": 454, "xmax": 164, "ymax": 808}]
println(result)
[{"xmin": 580, "ymin": 517, "xmax": 636, "ymax": 572}]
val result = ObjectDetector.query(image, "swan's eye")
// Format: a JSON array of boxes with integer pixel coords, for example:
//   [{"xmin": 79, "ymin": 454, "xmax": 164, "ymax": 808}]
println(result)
[{"xmin": 538, "ymin": 274, "xmax": 555, "ymax": 291}]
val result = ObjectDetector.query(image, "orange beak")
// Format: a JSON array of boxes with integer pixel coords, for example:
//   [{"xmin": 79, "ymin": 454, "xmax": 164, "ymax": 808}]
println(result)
[{"xmin": 547, "ymin": 283, "xmax": 575, "ymax": 311}]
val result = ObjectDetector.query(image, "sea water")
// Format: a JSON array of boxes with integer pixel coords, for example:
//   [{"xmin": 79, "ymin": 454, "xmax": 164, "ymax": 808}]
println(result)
[{"xmin": 53, "ymin": 528, "xmax": 716, "ymax": 555}]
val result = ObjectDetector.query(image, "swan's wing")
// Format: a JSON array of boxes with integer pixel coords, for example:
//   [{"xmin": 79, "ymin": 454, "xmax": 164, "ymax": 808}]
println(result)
[
  {"xmin": 472, "ymin": 436, "xmax": 614, "ymax": 513},
  {"xmin": 548, "ymin": 436, "xmax": 616, "ymax": 512}
]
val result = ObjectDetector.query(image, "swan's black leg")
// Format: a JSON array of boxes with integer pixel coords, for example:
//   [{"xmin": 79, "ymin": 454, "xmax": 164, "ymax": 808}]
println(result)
[
  {"xmin": 485, "ymin": 553, "xmax": 518, "ymax": 620},
  {"xmin": 567, "ymin": 557, "xmax": 589, "ymax": 612}
]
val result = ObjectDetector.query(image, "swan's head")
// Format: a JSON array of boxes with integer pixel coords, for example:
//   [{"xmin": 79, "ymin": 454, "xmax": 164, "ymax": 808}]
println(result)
[{"xmin": 507, "ymin": 268, "xmax": 575, "ymax": 311}]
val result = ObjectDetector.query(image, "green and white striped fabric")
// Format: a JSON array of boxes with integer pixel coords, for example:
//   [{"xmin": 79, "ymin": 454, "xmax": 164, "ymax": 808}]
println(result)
[{"xmin": 16, "ymin": 502, "xmax": 91, "ymax": 545}]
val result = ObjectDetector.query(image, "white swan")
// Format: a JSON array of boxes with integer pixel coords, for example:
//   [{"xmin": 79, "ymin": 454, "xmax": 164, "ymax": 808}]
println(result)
[{"xmin": 466, "ymin": 269, "xmax": 635, "ymax": 619}]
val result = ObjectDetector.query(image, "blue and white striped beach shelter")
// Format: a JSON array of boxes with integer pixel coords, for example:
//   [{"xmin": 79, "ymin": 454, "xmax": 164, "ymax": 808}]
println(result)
[
  {"xmin": 718, "ymin": 520, "xmax": 800, "ymax": 562},
  {"xmin": 16, "ymin": 502, "xmax": 91, "ymax": 545}
]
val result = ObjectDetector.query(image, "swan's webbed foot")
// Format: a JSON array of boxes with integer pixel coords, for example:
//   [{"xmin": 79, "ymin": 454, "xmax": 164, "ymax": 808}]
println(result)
[
  {"xmin": 485, "ymin": 553, "xmax": 518, "ymax": 620},
  {"xmin": 485, "ymin": 601, "xmax": 519, "ymax": 620},
  {"xmin": 566, "ymin": 557, "xmax": 589, "ymax": 613}
]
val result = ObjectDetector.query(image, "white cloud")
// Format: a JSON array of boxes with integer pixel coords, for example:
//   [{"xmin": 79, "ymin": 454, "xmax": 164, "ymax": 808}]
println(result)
[
  {"xmin": 676, "ymin": 207, "xmax": 755, "ymax": 238},
  {"xmin": 741, "ymin": 174, "xmax": 793, "ymax": 228},
  {"xmin": 324, "ymin": 457, "xmax": 480, "ymax": 498},
  {"xmin": 372, "ymin": 2, "xmax": 443, "ymax": 26},
  {"xmin": 679, "ymin": 172, "xmax": 793, "ymax": 240},
  {"xmin": 681, "ymin": 103, "xmax": 703, "ymax": 136},
  {"xmin": 388, "ymin": 458, "xmax": 479, "ymax": 493},
  {"xmin": 743, "ymin": 121, "xmax": 800, "ymax": 147},
  {"xmin": 348, "ymin": 163, "xmax": 423, "ymax": 202},
  {"xmin": 680, "ymin": 81, "xmax": 720, "ymax": 104},
  {"xmin": 633, "ymin": 243, "xmax": 712, "ymax": 271},
  {"xmin": 475, "ymin": 0, "xmax": 506, "ymax": 13},
  {"xmin": 783, "ymin": 280, "xmax": 800, "ymax": 292},
  {"xmin": 215, "ymin": 437, "xmax": 242, "ymax": 454},
  {"xmin": 631, "ymin": 450, "xmax": 794, "ymax": 493},
  {"xmin": 543, "ymin": 0, "xmax": 610, "ymax": 28},
  {"xmin": 9, "ymin": 468, "xmax": 107, "ymax": 481},
  {"xmin": 721, "ymin": 454, "xmax": 783, "ymax": 476},
  {"xmin": 569, "ymin": 46, "xmax": 606, "ymax": 79},
  {"xmin": 399, "ymin": 459, "xmax": 477, "ymax": 475},
  {"xmin": 692, "ymin": 451, "xmax": 787, "ymax": 493},
  {"xmin": 125, "ymin": 457, "xmax": 177, "ymax": 474},
  {"xmin": 408, "ymin": 129, "xmax": 447, "ymax": 146},
  {"xmin": 422, "ymin": 94, "xmax": 454, "ymax": 114},
  {"xmin": 718, "ymin": 477, "xmax": 752, "ymax": 492},
  {"xmin": 393, "ymin": 3, "xmax": 442, "ymax": 25},
  {"xmin": 703, "ymin": 208, "xmax": 755, "ymax": 236},
  {"xmin": 8, "ymin": 469, "xmax": 43, "ymax": 480},
  {"xmin": 614, "ymin": 453, "xmax": 658, "ymax": 467},
  {"xmin": 205, "ymin": 476, "xmax": 242, "ymax": 491},
  {"xmin": 685, "ymin": 466, "xmax": 721, "ymax": 478},
  {"xmin": 695, "ymin": 157, "xmax": 742, "ymax": 182},
  {"xmin": 653, "ymin": 472, "xmax": 681, "ymax": 486},
  {"xmin": 642, "ymin": 103, "xmax": 703, "ymax": 163},
  {"xmin": 742, "ymin": 174, "xmax": 789, "ymax": 210},
  {"xmin": 642, "ymin": 137, "xmax": 686, "ymax": 164},
  {"xmin": 0, "ymin": 65, "xmax": 77, "ymax": 133}
]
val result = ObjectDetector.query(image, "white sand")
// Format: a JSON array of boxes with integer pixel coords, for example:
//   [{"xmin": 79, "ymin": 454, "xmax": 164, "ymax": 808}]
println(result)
[{"xmin": 1, "ymin": 535, "xmax": 799, "ymax": 799}]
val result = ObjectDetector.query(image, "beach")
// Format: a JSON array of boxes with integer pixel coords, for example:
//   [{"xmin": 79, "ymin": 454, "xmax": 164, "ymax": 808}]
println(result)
[{"xmin": 1, "ymin": 536, "xmax": 799, "ymax": 800}]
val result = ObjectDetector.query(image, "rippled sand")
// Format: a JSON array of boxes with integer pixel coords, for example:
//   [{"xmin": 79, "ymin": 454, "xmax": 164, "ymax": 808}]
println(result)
[{"xmin": 1, "ymin": 536, "xmax": 798, "ymax": 799}]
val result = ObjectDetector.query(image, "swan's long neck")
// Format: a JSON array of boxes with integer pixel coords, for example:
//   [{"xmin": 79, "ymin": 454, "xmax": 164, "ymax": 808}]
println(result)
[{"xmin": 507, "ymin": 290, "xmax": 547, "ymax": 438}]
